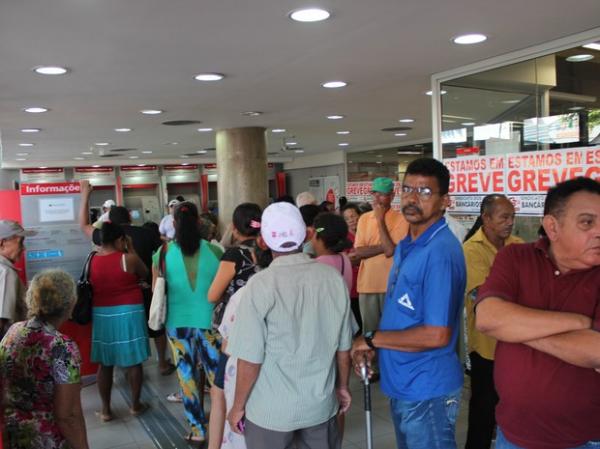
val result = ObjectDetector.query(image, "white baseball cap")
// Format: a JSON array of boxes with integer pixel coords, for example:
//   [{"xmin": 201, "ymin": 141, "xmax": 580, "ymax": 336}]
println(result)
[
  {"xmin": 168, "ymin": 199, "xmax": 180, "ymax": 207},
  {"xmin": 261, "ymin": 202, "xmax": 306, "ymax": 252},
  {"xmin": 295, "ymin": 191, "xmax": 317, "ymax": 208},
  {"xmin": 102, "ymin": 199, "xmax": 116, "ymax": 209},
  {"xmin": 0, "ymin": 220, "xmax": 36, "ymax": 240}
]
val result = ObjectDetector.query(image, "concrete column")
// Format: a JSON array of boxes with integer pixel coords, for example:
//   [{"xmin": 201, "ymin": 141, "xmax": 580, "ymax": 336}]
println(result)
[{"xmin": 216, "ymin": 127, "xmax": 269, "ymax": 229}]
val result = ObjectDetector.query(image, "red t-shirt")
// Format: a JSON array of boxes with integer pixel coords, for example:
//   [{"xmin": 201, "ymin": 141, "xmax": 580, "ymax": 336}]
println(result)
[
  {"xmin": 90, "ymin": 252, "xmax": 143, "ymax": 307},
  {"xmin": 476, "ymin": 238, "xmax": 600, "ymax": 449}
]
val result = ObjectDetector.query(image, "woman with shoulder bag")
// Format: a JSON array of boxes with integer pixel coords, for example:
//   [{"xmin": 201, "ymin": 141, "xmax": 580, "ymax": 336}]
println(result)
[
  {"xmin": 206, "ymin": 203, "xmax": 271, "ymax": 449},
  {"xmin": 90, "ymin": 222, "xmax": 150, "ymax": 422}
]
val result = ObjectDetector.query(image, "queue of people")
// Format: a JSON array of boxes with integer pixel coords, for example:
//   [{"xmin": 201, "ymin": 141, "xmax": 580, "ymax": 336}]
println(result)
[{"xmin": 0, "ymin": 162, "xmax": 598, "ymax": 449}]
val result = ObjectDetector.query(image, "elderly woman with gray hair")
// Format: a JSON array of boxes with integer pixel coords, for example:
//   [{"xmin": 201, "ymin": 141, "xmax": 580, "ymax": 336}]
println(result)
[{"xmin": 0, "ymin": 269, "xmax": 89, "ymax": 449}]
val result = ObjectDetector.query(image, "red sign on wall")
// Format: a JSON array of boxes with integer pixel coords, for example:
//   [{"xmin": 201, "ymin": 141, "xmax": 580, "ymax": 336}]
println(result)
[{"xmin": 20, "ymin": 182, "xmax": 81, "ymax": 196}]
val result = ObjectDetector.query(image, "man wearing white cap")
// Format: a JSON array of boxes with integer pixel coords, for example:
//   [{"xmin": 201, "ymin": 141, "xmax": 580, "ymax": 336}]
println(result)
[
  {"xmin": 226, "ymin": 202, "xmax": 353, "ymax": 449},
  {"xmin": 159, "ymin": 199, "xmax": 180, "ymax": 241},
  {"xmin": 92, "ymin": 199, "xmax": 116, "ymax": 229},
  {"xmin": 0, "ymin": 220, "xmax": 36, "ymax": 338}
]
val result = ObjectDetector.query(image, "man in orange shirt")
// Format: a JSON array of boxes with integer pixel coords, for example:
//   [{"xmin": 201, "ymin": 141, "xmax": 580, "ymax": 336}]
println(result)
[{"xmin": 351, "ymin": 178, "xmax": 408, "ymax": 336}]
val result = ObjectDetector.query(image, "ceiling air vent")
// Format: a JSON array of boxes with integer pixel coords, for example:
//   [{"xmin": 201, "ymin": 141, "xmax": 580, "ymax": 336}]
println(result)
[
  {"xmin": 162, "ymin": 120, "xmax": 202, "ymax": 126},
  {"xmin": 110, "ymin": 148, "xmax": 137, "ymax": 152},
  {"xmin": 100, "ymin": 154, "xmax": 120, "ymax": 158},
  {"xmin": 381, "ymin": 126, "xmax": 412, "ymax": 132}
]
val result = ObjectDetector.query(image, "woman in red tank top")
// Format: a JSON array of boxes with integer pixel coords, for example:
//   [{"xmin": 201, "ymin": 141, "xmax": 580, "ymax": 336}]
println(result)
[{"xmin": 89, "ymin": 222, "xmax": 149, "ymax": 422}]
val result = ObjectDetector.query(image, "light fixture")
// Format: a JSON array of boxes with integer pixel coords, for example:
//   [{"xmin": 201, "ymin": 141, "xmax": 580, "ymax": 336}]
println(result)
[
  {"xmin": 569, "ymin": 106, "xmax": 585, "ymax": 111},
  {"xmin": 286, "ymin": 141, "xmax": 298, "ymax": 146},
  {"xmin": 23, "ymin": 107, "xmax": 48, "ymax": 113},
  {"xmin": 397, "ymin": 150, "xmax": 423, "ymax": 155},
  {"xmin": 398, "ymin": 118, "xmax": 415, "ymax": 123},
  {"xmin": 181, "ymin": 163, "xmax": 190, "ymax": 166},
  {"xmin": 140, "ymin": 109, "xmax": 163, "ymax": 115},
  {"xmin": 289, "ymin": 8, "xmax": 331, "ymax": 22},
  {"xmin": 21, "ymin": 128, "xmax": 40, "ymax": 133},
  {"xmin": 348, "ymin": 160, "xmax": 353, "ymax": 164},
  {"xmin": 194, "ymin": 73, "xmax": 225, "ymax": 81},
  {"xmin": 338, "ymin": 142, "xmax": 349, "ymax": 147},
  {"xmin": 376, "ymin": 154, "xmax": 383, "ymax": 158},
  {"xmin": 501, "ymin": 99, "xmax": 521, "ymax": 104},
  {"xmin": 33, "ymin": 66, "xmax": 69, "ymax": 75},
  {"xmin": 242, "ymin": 111, "xmax": 262, "ymax": 117},
  {"xmin": 425, "ymin": 90, "xmax": 447, "ymax": 96},
  {"xmin": 461, "ymin": 122, "xmax": 476, "ymax": 126},
  {"xmin": 114, "ymin": 128, "xmax": 132, "ymax": 132},
  {"xmin": 92, "ymin": 165, "xmax": 101, "ymax": 168},
  {"xmin": 73, "ymin": 157, "xmax": 85, "ymax": 161},
  {"xmin": 376, "ymin": 161, "xmax": 382, "ymax": 164},
  {"xmin": 137, "ymin": 164, "xmax": 146, "ymax": 167},
  {"xmin": 16, "ymin": 158, "xmax": 27, "ymax": 161},
  {"xmin": 39, "ymin": 166, "xmax": 48, "ymax": 169},
  {"xmin": 271, "ymin": 129, "xmax": 286, "ymax": 133},
  {"xmin": 294, "ymin": 149, "xmax": 305, "ymax": 153},
  {"xmin": 197, "ymin": 128, "xmax": 213, "ymax": 132},
  {"xmin": 82, "ymin": 151, "xmax": 93, "ymax": 155},
  {"xmin": 94, "ymin": 142, "xmax": 110, "ymax": 146},
  {"xmin": 18, "ymin": 143, "xmax": 34, "ymax": 147},
  {"xmin": 129, "ymin": 156, "xmax": 139, "ymax": 159},
  {"xmin": 566, "ymin": 54, "xmax": 594, "ymax": 62},
  {"xmin": 583, "ymin": 42, "xmax": 600, "ymax": 51},
  {"xmin": 453, "ymin": 34, "xmax": 487, "ymax": 45},
  {"xmin": 327, "ymin": 115, "xmax": 345, "ymax": 120},
  {"xmin": 395, "ymin": 133, "xmax": 407, "ymax": 137},
  {"xmin": 142, "ymin": 150, "xmax": 153, "ymax": 154},
  {"xmin": 16, "ymin": 153, "xmax": 29, "ymax": 156},
  {"xmin": 196, "ymin": 150, "xmax": 207, "ymax": 154},
  {"xmin": 322, "ymin": 81, "xmax": 347, "ymax": 89},
  {"xmin": 165, "ymin": 142, "xmax": 179, "ymax": 145},
  {"xmin": 180, "ymin": 155, "xmax": 190, "ymax": 158},
  {"xmin": 336, "ymin": 131, "xmax": 350, "ymax": 135}
]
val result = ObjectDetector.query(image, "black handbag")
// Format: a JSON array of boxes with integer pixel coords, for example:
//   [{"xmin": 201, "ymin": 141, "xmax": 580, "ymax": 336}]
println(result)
[{"xmin": 71, "ymin": 251, "xmax": 96, "ymax": 325}]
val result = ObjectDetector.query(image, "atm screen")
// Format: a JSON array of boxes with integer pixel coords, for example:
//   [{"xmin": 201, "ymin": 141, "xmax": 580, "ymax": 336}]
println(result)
[{"xmin": 130, "ymin": 210, "xmax": 142, "ymax": 220}]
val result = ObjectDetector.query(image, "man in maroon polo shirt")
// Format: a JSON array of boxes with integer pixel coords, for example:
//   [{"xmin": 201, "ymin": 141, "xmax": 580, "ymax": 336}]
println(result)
[{"xmin": 475, "ymin": 177, "xmax": 600, "ymax": 449}]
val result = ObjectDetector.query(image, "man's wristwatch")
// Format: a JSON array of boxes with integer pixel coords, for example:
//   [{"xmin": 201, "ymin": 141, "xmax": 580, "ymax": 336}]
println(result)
[{"xmin": 364, "ymin": 331, "xmax": 377, "ymax": 350}]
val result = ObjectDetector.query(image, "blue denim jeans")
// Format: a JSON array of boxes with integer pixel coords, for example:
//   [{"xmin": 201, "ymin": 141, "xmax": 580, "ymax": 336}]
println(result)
[
  {"xmin": 496, "ymin": 427, "xmax": 600, "ymax": 449},
  {"xmin": 389, "ymin": 388, "xmax": 461, "ymax": 449}
]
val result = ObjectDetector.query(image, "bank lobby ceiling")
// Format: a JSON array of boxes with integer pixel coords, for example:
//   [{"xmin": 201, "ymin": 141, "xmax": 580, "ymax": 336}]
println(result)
[{"xmin": 1, "ymin": 0, "xmax": 599, "ymax": 168}]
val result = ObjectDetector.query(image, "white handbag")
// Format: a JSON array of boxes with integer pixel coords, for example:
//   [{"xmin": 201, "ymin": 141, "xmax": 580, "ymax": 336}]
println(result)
[{"xmin": 148, "ymin": 244, "xmax": 168, "ymax": 331}]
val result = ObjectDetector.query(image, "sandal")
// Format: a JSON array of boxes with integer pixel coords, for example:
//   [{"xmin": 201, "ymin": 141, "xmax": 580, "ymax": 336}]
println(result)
[
  {"xmin": 160, "ymin": 362, "xmax": 177, "ymax": 376},
  {"xmin": 130, "ymin": 403, "xmax": 149, "ymax": 416},
  {"xmin": 185, "ymin": 432, "xmax": 206, "ymax": 445},
  {"xmin": 95, "ymin": 411, "xmax": 114, "ymax": 422},
  {"xmin": 166, "ymin": 392, "xmax": 183, "ymax": 403}
]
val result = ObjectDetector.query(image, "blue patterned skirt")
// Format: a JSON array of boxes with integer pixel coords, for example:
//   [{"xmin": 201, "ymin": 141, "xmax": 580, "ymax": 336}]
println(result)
[{"xmin": 91, "ymin": 304, "xmax": 150, "ymax": 367}]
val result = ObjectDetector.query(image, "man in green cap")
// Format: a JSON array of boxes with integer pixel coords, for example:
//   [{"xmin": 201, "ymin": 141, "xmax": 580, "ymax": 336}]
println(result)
[{"xmin": 350, "ymin": 177, "xmax": 408, "ymax": 347}]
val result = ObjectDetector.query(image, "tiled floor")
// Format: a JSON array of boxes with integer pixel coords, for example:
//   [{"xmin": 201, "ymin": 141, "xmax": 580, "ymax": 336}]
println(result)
[{"xmin": 84, "ymin": 356, "xmax": 474, "ymax": 449}]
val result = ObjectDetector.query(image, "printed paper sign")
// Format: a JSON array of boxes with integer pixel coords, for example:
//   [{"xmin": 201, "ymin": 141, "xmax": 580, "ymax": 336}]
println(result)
[{"xmin": 38, "ymin": 197, "xmax": 75, "ymax": 222}]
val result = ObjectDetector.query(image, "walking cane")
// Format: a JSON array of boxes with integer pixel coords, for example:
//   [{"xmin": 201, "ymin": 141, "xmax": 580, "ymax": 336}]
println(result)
[{"xmin": 360, "ymin": 355, "xmax": 373, "ymax": 449}]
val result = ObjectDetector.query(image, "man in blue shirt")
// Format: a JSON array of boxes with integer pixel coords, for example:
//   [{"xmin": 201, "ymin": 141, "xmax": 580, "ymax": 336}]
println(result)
[{"xmin": 352, "ymin": 158, "xmax": 466, "ymax": 449}]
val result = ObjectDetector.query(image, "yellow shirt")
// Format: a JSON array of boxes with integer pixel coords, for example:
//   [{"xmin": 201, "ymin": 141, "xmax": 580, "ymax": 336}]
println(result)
[
  {"xmin": 463, "ymin": 228, "xmax": 524, "ymax": 360},
  {"xmin": 355, "ymin": 210, "xmax": 408, "ymax": 293}
]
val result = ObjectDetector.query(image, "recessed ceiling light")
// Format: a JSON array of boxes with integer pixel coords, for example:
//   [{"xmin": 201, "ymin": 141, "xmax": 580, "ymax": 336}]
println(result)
[
  {"xmin": 181, "ymin": 163, "xmax": 190, "ymax": 166},
  {"xmin": 327, "ymin": 115, "xmax": 345, "ymax": 120},
  {"xmin": 194, "ymin": 73, "xmax": 225, "ymax": 81},
  {"xmin": 566, "ymin": 54, "xmax": 594, "ymax": 62},
  {"xmin": 18, "ymin": 143, "xmax": 34, "ymax": 147},
  {"xmin": 82, "ymin": 151, "xmax": 93, "ymax": 155},
  {"xmin": 461, "ymin": 122, "xmax": 476, "ymax": 126},
  {"xmin": 94, "ymin": 142, "xmax": 110, "ymax": 146},
  {"xmin": 114, "ymin": 128, "xmax": 132, "ymax": 132},
  {"xmin": 16, "ymin": 158, "xmax": 27, "ymax": 161},
  {"xmin": 569, "ymin": 106, "xmax": 586, "ymax": 111},
  {"xmin": 425, "ymin": 90, "xmax": 447, "ymax": 96},
  {"xmin": 92, "ymin": 165, "xmax": 101, "ymax": 168},
  {"xmin": 33, "ymin": 66, "xmax": 69, "ymax": 75},
  {"xmin": 289, "ymin": 8, "xmax": 331, "ymax": 22},
  {"xmin": 140, "ymin": 109, "xmax": 163, "ymax": 115},
  {"xmin": 142, "ymin": 150, "xmax": 153, "ymax": 154},
  {"xmin": 336, "ymin": 131, "xmax": 350, "ymax": 135},
  {"xmin": 129, "ymin": 156, "xmax": 139, "ymax": 159},
  {"xmin": 286, "ymin": 141, "xmax": 298, "ymax": 146},
  {"xmin": 376, "ymin": 154, "xmax": 383, "ymax": 158},
  {"xmin": 583, "ymin": 42, "xmax": 600, "ymax": 51},
  {"xmin": 197, "ymin": 128, "xmax": 213, "ymax": 132},
  {"xmin": 453, "ymin": 33, "xmax": 487, "ymax": 45},
  {"xmin": 165, "ymin": 142, "xmax": 179, "ymax": 145},
  {"xmin": 376, "ymin": 161, "xmax": 383, "ymax": 164},
  {"xmin": 16, "ymin": 153, "xmax": 29, "ymax": 156},
  {"xmin": 242, "ymin": 111, "xmax": 262, "ymax": 117},
  {"xmin": 348, "ymin": 160, "xmax": 353, "ymax": 164},
  {"xmin": 501, "ymin": 99, "xmax": 521, "ymax": 104},
  {"xmin": 395, "ymin": 133, "xmax": 407, "ymax": 137},
  {"xmin": 180, "ymin": 155, "xmax": 190, "ymax": 158},
  {"xmin": 21, "ymin": 128, "xmax": 40, "ymax": 133},
  {"xmin": 39, "ymin": 166, "xmax": 48, "ymax": 169},
  {"xmin": 294, "ymin": 149, "xmax": 305, "ymax": 153},
  {"xmin": 196, "ymin": 150, "xmax": 207, "ymax": 154},
  {"xmin": 137, "ymin": 164, "xmax": 146, "ymax": 167},
  {"xmin": 73, "ymin": 157, "xmax": 85, "ymax": 161},
  {"xmin": 271, "ymin": 129, "xmax": 286, "ymax": 133},
  {"xmin": 398, "ymin": 118, "xmax": 415, "ymax": 123},
  {"xmin": 338, "ymin": 143, "xmax": 349, "ymax": 147},
  {"xmin": 322, "ymin": 81, "xmax": 347, "ymax": 89},
  {"xmin": 23, "ymin": 107, "xmax": 48, "ymax": 113}
]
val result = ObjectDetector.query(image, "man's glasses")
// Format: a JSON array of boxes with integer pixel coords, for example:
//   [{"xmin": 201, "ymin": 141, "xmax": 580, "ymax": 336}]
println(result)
[{"xmin": 401, "ymin": 185, "xmax": 438, "ymax": 199}]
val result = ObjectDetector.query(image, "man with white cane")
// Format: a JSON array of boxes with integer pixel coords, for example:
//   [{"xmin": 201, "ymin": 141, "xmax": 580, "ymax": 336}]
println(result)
[{"xmin": 352, "ymin": 159, "xmax": 466, "ymax": 449}]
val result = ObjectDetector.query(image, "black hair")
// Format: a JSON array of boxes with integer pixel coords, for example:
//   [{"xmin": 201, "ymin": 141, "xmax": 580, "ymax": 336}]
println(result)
[
  {"xmin": 200, "ymin": 212, "xmax": 219, "ymax": 227},
  {"xmin": 300, "ymin": 204, "xmax": 321, "ymax": 227},
  {"xmin": 275, "ymin": 195, "xmax": 295, "ymax": 204},
  {"xmin": 319, "ymin": 201, "xmax": 334, "ymax": 212},
  {"xmin": 358, "ymin": 202, "xmax": 373, "ymax": 213},
  {"xmin": 463, "ymin": 194, "xmax": 508, "ymax": 242},
  {"xmin": 540, "ymin": 177, "xmax": 600, "ymax": 237},
  {"xmin": 142, "ymin": 221, "xmax": 160, "ymax": 239},
  {"xmin": 108, "ymin": 206, "xmax": 131, "ymax": 225},
  {"xmin": 313, "ymin": 212, "xmax": 352, "ymax": 253},
  {"xmin": 100, "ymin": 222, "xmax": 125, "ymax": 246},
  {"xmin": 405, "ymin": 158, "xmax": 450, "ymax": 195},
  {"xmin": 338, "ymin": 196, "xmax": 348, "ymax": 208},
  {"xmin": 341, "ymin": 202, "xmax": 361, "ymax": 216},
  {"xmin": 176, "ymin": 195, "xmax": 185, "ymax": 202},
  {"xmin": 232, "ymin": 203, "xmax": 262, "ymax": 237},
  {"xmin": 174, "ymin": 202, "xmax": 205, "ymax": 256}
]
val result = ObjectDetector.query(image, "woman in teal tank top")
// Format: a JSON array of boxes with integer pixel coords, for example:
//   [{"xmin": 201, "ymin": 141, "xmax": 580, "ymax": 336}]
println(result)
[{"xmin": 152, "ymin": 202, "xmax": 223, "ymax": 444}]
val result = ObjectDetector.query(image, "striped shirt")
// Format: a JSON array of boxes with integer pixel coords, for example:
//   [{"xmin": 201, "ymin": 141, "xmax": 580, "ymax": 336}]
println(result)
[{"xmin": 227, "ymin": 252, "xmax": 353, "ymax": 431}]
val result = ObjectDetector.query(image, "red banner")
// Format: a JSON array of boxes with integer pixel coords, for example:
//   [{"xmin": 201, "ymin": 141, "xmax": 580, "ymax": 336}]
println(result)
[{"xmin": 20, "ymin": 182, "xmax": 81, "ymax": 196}]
